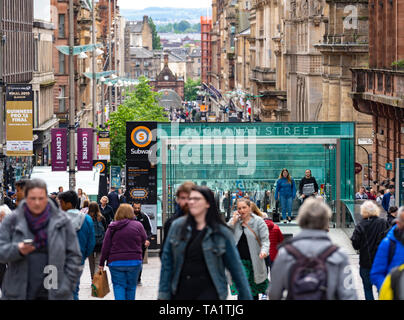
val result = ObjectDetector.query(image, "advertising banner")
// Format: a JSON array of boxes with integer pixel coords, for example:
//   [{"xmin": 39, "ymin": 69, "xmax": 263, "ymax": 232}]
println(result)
[
  {"xmin": 77, "ymin": 128, "xmax": 93, "ymax": 171},
  {"xmin": 98, "ymin": 131, "xmax": 110, "ymax": 161},
  {"xmin": 6, "ymin": 84, "xmax": 33, "ymax": 156},
  {"xmin": 51, "ymin": 128, "xmax": 67, "ymax": 171},
  {"xmin": 110, "ymin": 166, "xmax": 121, "ymax": 189}
]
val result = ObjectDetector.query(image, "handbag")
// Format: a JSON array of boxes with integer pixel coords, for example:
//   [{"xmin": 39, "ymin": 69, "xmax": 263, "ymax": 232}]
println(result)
[{"xmin": 91, "ymin": 270, "xmax": 110, "ymax": 298}]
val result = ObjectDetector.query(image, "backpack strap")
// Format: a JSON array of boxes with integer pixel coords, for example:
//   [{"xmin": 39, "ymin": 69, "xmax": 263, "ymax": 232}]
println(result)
[
  {"xmin": 284, "ymin": 244, "xmax": 306, "ymax": 261},
  {"xmin": 318, "ymin": 245, "xmax": 339, "ymax": 262},
  {"xmin": 388, "ymin": 239, "xmax": 396, "ymax": 266}
]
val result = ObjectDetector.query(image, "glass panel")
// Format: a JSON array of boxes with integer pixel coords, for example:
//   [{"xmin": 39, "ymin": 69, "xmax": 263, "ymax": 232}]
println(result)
[{"xmin": 156, "ymin": 122, "xmax": 355, "ymax": 227}]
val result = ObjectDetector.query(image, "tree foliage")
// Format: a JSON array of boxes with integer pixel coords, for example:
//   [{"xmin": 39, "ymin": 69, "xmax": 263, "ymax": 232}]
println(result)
[
  {"xmin": 105, "ymin": 77, "xmax": 169, "ymax": 167},
  {"xmin": 184, "ymin": 78, "xmax": 201, "ymax": 101},
  {"xmin": 149, "ymin": 17, "xmax": 162, "ymax": 50}
]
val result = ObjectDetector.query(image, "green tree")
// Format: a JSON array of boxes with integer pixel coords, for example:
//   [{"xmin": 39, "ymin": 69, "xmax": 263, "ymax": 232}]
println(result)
[
  {"xmin": 105, "ymin": 77, "xmax": 169, "ymax": 167},
  {"xmin": 149, "ymin": 17, "xmax": 162, "ymax": 50},
  {"xmin": 184, "ymin": 78, "xmax": 201, "ymax": 101}
]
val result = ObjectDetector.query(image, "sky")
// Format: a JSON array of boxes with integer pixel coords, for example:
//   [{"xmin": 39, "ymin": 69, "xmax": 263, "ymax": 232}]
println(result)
[{"xmin": 118, "ymin": 0, "xmax": 212, "ymax": 10}]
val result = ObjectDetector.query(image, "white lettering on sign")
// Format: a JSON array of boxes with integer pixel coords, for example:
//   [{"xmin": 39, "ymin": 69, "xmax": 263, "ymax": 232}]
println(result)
[
  {"xmin": 56, "ymin": 136, "xmax": 62, "ymax": 160},
  {"xmin": 82, "ymin": 136, "xmax": 88, "ymax": 160}
]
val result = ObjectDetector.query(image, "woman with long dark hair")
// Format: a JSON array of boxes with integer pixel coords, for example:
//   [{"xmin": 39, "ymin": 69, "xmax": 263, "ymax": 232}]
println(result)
[
  {"xmin": 87, "ymin": 201, "xmax": 107, "ymax": 280},
  {"xmin": 158, "ymin": 186, "xmax": 252, "ymax": 300}
]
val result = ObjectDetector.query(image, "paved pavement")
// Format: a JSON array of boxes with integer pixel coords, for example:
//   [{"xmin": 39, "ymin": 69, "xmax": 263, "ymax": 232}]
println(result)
[{"xmin": 78, "ymin": 224, "xmax": 374, "ymax": 300}]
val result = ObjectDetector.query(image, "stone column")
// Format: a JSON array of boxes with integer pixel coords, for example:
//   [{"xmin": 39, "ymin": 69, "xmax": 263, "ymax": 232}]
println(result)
[
  {"xmin": 320, "ymin": 77, "xmax": 329, "ymax": 121},
  {"xmin": 340, "ymin": 80, "xmax": 353, "ymax": 121},
  {"xmin": 328, "ymin": 78, "xmax": 340, "ymax": 121}
]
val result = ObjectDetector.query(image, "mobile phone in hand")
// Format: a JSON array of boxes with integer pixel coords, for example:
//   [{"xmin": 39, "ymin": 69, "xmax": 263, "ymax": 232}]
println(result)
[{"xmin": 23, "ymin": 239, "xmax": 34, "ymax": 245}]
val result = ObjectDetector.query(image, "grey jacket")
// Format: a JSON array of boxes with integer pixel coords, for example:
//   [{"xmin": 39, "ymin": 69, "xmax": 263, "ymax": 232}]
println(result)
[
  {"xmin": 269, "ymin": 229, "xmax": 357, "ymax": 300},
  {"xmin": 0, "ymin": 200, "xmax": 82, "ymax": 300},
  {"xmin": 228, "ymin": 214, "xmax": 269, "ymax": 284}
]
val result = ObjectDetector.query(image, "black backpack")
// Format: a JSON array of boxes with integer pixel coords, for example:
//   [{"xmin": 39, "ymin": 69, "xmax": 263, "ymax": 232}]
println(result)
[{"xmin": 284, "ymin": 241, "xmax": 338, "ymax": 300}]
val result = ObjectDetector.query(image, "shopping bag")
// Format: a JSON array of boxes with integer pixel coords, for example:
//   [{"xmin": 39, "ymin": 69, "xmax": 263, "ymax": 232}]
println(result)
[{"xmin": 91, "ymin": 270, "xmax": 110, "ymax": 298}]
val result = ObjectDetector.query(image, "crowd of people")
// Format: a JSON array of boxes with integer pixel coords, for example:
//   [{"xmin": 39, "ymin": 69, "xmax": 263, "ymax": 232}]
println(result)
[
  {"xmin": 0, "ymin": 179, "xmax": 152, "ymax": 300},
  {"xmin": 0, "ymin": 175, "xmax": 403, "ymax": 301}
]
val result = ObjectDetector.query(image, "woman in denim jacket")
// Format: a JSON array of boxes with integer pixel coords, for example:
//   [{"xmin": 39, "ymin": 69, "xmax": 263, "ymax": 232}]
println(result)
[{"xmin": 158, "ymin": 186, "xmax": 252, "ymax": 300}]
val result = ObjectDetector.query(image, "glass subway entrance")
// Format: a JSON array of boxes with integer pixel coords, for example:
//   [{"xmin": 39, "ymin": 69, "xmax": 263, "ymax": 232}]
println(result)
[{"xmin": 155, "ymin": 122, "xmax": 355, "ymax": 229}]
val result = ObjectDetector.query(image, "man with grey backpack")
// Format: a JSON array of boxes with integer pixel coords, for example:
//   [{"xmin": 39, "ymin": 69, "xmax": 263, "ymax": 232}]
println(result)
[{"xmin": 269, "ymin": 198, "xmax": 357, "ymax": 300}]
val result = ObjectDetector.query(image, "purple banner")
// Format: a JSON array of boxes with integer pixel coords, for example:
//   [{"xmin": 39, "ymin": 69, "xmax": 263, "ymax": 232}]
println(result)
[
  {"xmin": 51, "ymin": 128, "xmax": 67, "ymax": 171},
  {"xmin": 77, "ymin": 128, "xmax": 93, "ymax": 171}
]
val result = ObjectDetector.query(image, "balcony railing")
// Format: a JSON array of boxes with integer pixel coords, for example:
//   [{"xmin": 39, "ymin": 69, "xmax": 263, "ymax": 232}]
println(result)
[
  {"xmin": 322, "ymin": 34, "xmax": 368, "ymax": 45},
  {"xmin": 351, "ymin": 68, "xmax": 404, "ymax": 97}
]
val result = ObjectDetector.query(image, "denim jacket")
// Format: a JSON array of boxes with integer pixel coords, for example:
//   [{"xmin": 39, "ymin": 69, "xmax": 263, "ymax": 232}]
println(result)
[{"xmin": 158, "ymin": 216, "xmax": 252, "ymax": 300}]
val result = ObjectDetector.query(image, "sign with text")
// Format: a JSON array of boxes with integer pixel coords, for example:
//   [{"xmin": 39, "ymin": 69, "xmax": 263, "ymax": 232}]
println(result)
[
  {"xmin": 6, "ymin": 84, "xmax": 33, "ymax": 156},
  {"xmin": 77, "ymin": 128, "xmax": 93, "ymax": 171},
  {"xmin": 126, "ymin": 122, "xmax": 157, "ymax": 230},
  {"xmin": 51, "ymin": 128, "xmax": 67, "ymax": 171},
  {"xmin": 125, "ymin": 161, "xmax": 157, "ymax": 204},
  {"xmin": 94, "ymin": 160, "xmax": 108, "ymax": 202},
  {"xmin": 126, "ymin": 122, "xmax": 157, "ymax": 162},
  {"xmin": 98, "ymin": 131, "xmax": 110, "ymax": 161}
]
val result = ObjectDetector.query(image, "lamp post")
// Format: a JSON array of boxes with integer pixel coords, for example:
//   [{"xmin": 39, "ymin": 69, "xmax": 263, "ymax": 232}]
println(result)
[{"xmin": 68, "ymin": 0, "xmax": 75, "ymax": 191}]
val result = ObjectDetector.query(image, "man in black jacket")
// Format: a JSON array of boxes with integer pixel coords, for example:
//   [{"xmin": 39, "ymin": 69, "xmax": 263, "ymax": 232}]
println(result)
[
  {"xmin": 299, "ymin": 169, "xmax": 319, "ymax": 203},
  {"xmin": 133, "ymin": 203, "xmax": 152, "ymax": 285},
  {"xmin": 107, "ymin": 187, "xmax": 120, "ymax": 213},
  {"xmin": 160, "ymin": 181, "xmax": 195, "ymax": 258}
]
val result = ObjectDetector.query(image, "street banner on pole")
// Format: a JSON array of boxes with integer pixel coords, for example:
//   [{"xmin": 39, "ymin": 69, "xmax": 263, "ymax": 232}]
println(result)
[
  {"xmin": 5, "ymin": 84, "xmax": 33, "ymax": 156},
  {"xmin": 77, "ymin": 128, "xmax": 94, "ymax": 171},
  {"xmin": 51, "ymin": 128, "xmax": 67, "ymax": 171},
  {"xmin": 98, "ymin": 131, "xmax": 110, "ymax": 160}
]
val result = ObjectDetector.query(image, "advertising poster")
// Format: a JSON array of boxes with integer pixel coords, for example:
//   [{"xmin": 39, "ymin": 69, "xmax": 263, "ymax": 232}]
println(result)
[
  {"xmin": 77, "ymin": 128, "xmax": 93, "ymax": 171},
  {"xmin": 110, "ymin": 165, "xmax": 122, "ymax": 189},
  {"xmin": 6, "ymin": 84, "xmax": 34, "ymax": 156},
  {"xmin": 98, "ymin": 131, "xmax": 110, "ymax": 161},
  {"xmin": 51, "ymin": 128, "xmax": 67, "ymax": 171}
]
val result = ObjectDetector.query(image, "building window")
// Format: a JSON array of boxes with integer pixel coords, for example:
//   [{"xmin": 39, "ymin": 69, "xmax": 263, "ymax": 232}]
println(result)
[
  {"xmin": 58, "ymin": 14, "xmax": 65, "ymax": 38},
  {"xmin": 144, "ymin": 71, "xmax": 149, "ymax": 77},
  {"xmin": 59, "ymin": 52, "xmax": 65, "ymax": 74},
  {"xmin": 59, "ymin": 86, "xmax": 66, "ymax": 112}
]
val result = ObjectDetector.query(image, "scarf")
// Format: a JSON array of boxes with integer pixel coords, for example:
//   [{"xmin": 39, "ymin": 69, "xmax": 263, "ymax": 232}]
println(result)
[{"xmin": 24, "ymin": 203, "xmax": 51, "ymax": 250}]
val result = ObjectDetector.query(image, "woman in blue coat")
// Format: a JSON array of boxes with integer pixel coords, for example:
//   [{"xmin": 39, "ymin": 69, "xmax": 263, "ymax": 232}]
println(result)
[{"xmin": 275, "ymin": 168, "xmax": 296, "ymax": 223}]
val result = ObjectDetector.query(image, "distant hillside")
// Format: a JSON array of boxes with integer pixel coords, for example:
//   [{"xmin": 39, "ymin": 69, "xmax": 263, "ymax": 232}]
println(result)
[{"xmin": 121, "ymin": 7, "xmax": 211, "ymax": 25}]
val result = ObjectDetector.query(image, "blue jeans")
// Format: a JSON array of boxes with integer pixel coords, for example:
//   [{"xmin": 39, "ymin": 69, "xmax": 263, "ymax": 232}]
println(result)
[
  {"xmin": 280, "ymin": 195, "xmax": 293, "ymax": 220},
  {"xmin": 109, "ymin": 265, "xmax": 142, "ymax": 300},
  {"xmin": 359, "ymin": 267, "xmax": 374, "ymax": 300},
  {"xmin": 73, "ymin": 268, "xmax": 84, "ymax": 300}
]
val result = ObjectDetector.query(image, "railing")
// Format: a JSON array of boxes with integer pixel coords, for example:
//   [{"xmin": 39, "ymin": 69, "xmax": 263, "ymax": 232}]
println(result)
[
  {"xmin": 351, "ymin": 68, "xmax": 404, "ymax": 97},
  {"xmin": 322, "ymin": 33, "xmax": 368, "ymax": 45}
]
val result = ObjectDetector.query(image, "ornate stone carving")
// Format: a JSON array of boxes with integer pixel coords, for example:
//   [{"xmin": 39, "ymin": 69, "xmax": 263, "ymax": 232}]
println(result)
[
  {"xmin": 301, "ymin": 0, "xmax": 309, "ymax": 17},
  {"xmin": 291, "ymin": 0, "xmax": 297, "ymax": 19},
  {"xmin": 312, "ymin": 0, "xmax": 324, "ymax": 16}
]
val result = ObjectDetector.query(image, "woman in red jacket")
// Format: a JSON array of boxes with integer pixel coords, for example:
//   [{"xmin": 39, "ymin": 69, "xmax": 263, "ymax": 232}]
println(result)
[{"xmin": 264, "ymin": 219, "xmax": 284, "ymax": 270}]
